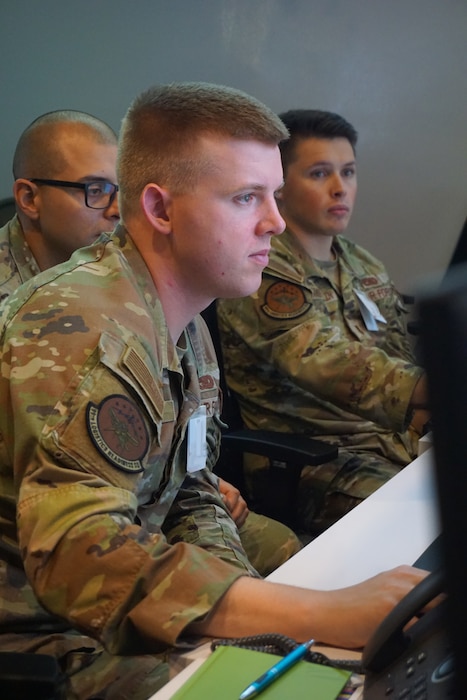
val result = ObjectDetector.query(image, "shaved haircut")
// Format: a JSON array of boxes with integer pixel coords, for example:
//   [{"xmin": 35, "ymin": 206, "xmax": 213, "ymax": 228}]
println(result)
[{"xmin": 13, "ymin": 110, "xmax": 117, "ymax": 179}]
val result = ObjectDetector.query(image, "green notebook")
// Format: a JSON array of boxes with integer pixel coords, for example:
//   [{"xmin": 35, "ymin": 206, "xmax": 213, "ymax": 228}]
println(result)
[{"xmin": 170, "ymin": 645, "xmax": 350, "ymax": 700}]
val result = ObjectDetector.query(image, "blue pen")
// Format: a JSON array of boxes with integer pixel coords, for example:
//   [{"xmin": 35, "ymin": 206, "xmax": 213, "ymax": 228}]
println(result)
[{"xmin": 238, "ymin": 639, "xmax": 315, "ymax": 700}]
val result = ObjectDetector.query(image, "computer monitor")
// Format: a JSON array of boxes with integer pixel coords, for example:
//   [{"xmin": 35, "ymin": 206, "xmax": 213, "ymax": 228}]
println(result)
[
  {"xmin": 447, "ymin": 215, "xmax": 467, "ymax": 271},
  {"xmin": 418, "ymin": 261, "xmax": 467, "ymax": 700}
]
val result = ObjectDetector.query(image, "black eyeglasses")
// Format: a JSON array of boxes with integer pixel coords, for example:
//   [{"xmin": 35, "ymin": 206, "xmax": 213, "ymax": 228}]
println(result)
[{"xmin": 29, "ymin": 178, "xmax": 118, "ymax": 210}]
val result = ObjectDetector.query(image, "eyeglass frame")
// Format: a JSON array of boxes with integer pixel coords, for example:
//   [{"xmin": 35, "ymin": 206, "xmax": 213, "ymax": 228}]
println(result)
[{"xmin": 27, "ymin": 178, "xmax": 119, "ymax": 210}]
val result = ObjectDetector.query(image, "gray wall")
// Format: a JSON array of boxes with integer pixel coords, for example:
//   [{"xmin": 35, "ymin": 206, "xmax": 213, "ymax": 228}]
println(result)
[{"xmin": 1, "ymin": 0, "xmax": 466, "ymax": 292}]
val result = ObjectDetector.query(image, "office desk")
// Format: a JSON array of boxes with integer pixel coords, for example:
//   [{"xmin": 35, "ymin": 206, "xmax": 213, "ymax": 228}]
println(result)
[
  {"xmin": 267, "ymin": 447, "xmax": 441, "ymax": 589},
  {"xmin": 149, "ymin": 448, "xmax": 440, "ymax": 699}
]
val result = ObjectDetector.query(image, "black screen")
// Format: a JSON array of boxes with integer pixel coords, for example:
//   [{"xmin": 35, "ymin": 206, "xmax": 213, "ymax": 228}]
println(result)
[{"xmin": 418, "ymin": 261, "xmax": 467, "ymax": 700}]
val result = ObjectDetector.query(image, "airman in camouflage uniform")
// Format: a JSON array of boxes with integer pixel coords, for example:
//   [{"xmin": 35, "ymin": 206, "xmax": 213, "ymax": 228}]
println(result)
[
  {"xmin": 0, "ymin": 108, "xmax": 120, "ymax": 303},
  {"xmin": 217, "ymin": 230, "xmax": 425, "ymax": 531},
  {"xmin": 217, "ymin": 109, "xmax": 428, "ymax": 534},
  {"xmin": 0, "ymin": 87, "xmax": 297, "ymax": 699}
]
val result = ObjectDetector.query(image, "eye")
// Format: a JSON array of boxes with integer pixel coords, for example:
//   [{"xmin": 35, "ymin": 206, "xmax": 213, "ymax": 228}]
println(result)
[
  {"xmin": 342, "ymin": 167, "xmax": 356, "ymax": 178},
  {"xmin": 309, "ymin": 168, "xmax": 328, "ymax": 179},
  {"xmin": 274, "ymin": 188, "xmax": 283, "ymax": 200},
  {"xmin": 87, "ymin": 183, "xmax": 106, "ymax": 197},
  {"xmin": 236, "ymin": 193, "xmax": 255, "ymax": 204}
]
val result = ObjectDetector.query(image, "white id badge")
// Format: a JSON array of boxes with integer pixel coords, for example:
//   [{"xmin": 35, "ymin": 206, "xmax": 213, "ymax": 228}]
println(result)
[
  {"xmin": 354, "ymin": 289, "xmax": 387, "ymax": 331},
  {"xmin": 187, "ymin": 405, "xmax": 207, "ymax": 472}
]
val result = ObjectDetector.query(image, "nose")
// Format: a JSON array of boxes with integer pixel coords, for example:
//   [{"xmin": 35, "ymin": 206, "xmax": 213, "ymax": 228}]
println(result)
[
  {"xmin": 104, "ymin": 192, "xmax": 120, "ymax": 221},
  {"xmin": 258, "ymin": 196, "xmax": 285, "ymax": 238},
  {"xmin": 330, "ymin": 173, "xmax": 346, "ymax": 198}
]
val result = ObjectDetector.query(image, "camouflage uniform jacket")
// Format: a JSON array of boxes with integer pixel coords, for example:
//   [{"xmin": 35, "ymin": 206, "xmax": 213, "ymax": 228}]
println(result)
[
  {"xmin": 0, "ymin": 224, "xmax": 254, "ymax": 656},
  {"xmin": 217, "ymin": 228, "xmax": 424, "ymax": 465},
  {"xmin": 0, "ymin": 215, "xmax": 41, "ymax": 302}
]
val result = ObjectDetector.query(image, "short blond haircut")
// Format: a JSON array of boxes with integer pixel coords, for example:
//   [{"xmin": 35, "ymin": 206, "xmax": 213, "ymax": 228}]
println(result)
[{"xmin": 117, "ymin": 82, "xmax": 288, "ymax": 219}]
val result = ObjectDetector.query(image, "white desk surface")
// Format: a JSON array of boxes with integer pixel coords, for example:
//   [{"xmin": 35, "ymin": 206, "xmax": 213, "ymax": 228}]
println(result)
[
  {"xmin": 267, "ymin": 447, "xmax": 441, "ymax": 589},
  {"xmin": 149, "ymin": 447, "xmax": 440, "ymax": 699}
]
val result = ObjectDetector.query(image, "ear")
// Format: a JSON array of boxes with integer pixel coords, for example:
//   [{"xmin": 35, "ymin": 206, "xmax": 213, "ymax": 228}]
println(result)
[
  {"xmin": 13, "ymin": 179, "xmax": 40, "ymax": 220},
  {"xmin": 140, "ymin": 183, "xmax": 173, "ymax": 234}
]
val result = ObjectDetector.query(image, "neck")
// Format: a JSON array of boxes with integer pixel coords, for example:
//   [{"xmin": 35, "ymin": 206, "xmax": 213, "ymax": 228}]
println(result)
[
  {"xmin": 287, "ymin": 225, "xmax": 335, "ymax": 262},
  {"xmin": 155, "ymin": 274, "xmax": 205, "ymax": 344},
  {"xmin": 128, "ymin": 223, "xmax": 207, "ymax": 344},
  {"xmin": 22, "ymin": 227, "xmax": 67, "ymax": 271}
]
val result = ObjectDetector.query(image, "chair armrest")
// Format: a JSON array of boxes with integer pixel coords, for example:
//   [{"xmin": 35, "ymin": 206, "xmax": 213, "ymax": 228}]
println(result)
[
  {"xmin": 217, "ymin": 430, "xmax": 337, "ymax": 528},
  {"xmin": 221, "ymin": 429, "xmax": 337, "ymax": 466}
]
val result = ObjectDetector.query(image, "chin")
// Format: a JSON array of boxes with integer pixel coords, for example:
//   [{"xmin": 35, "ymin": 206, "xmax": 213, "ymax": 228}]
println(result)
[
  {"xmin": 238, "ymin": 282, "xmax": 261, "ymax": 299},
  {"xmin": 220, "ymin": 284, "xmax": 254, "ymax": 301},
  {"xmin": 217, "ymin": 269, "xmax": 263, "ymax": 300}
]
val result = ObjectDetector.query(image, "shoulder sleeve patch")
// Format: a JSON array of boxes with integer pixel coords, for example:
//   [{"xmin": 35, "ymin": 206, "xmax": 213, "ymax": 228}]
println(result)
[
  {"xmin": 262, "ymin": 282, "xmax": 311, "ymax": 319},
  {"xmin": 86, "ymin": 394, "xmax": 149, "ymax": 473}
]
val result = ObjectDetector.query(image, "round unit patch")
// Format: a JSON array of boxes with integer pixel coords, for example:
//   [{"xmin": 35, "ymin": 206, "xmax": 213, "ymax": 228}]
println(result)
[
  {"xmin": 262, "ymin": 282, "xmax": 311, "ymax": 319},
  {"xmin": 86, "ymin": 394, "xmax": 149, "ymax": 473}
]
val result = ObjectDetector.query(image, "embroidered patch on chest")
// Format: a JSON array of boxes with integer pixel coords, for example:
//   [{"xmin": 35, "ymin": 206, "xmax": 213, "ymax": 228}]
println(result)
[
  {"xmin": 262, "ymin": 281, "xmax": 311, "ymax": 319},
  {"xmin": 86, "ymin": 394, "xmax": 149, "ymax": 473}
]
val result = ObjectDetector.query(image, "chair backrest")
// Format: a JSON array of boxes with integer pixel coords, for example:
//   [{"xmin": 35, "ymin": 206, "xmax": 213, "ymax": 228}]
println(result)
[
  {"xmin": 200, "ymin": 300, "xmax": 243, "ymax": 430},
  {"xmin": 200, "ymin": 300, "xmax": 250, "ymax": 494},
  {"xmin": 0, "ymin": 197, "xmax": 16, "ymax": 227}
]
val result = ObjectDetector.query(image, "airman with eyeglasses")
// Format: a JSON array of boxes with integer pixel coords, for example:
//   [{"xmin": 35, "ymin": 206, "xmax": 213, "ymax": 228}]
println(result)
[{"xmin": 0, "ymin": 109, "xmax": 120, "ymax": 301}]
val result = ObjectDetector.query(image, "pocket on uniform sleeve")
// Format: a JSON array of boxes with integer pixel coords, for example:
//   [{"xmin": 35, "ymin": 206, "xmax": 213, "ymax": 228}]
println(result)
[{"xmin": 41, "ymin": 333, "xmax": 168, "ymax": 489}]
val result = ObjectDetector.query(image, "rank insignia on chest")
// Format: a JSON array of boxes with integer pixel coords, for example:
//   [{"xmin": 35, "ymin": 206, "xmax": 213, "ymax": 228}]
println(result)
[
  {"xmin": 262, "ymin": 281, "xmax": 311, "ymax": 319},
  {"xmin": 86, "ymin": 394, "xmax": 149, "ymax": 473}
]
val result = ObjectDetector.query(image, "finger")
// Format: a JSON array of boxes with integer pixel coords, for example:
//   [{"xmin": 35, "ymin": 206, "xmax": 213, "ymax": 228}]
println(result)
[{"xmin": 233, "ymin": 505, "xmax": 249, "ymax": 528}]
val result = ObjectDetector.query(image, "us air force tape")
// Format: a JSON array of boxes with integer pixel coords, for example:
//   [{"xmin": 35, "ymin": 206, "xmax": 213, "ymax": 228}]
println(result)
[
  {"xmin": 262, "ymin": 281, "xmax": 311, "ymax": 319},
  {"xmin": 86, "ymin": 394, "xmax": 149, "ymax": 473}
]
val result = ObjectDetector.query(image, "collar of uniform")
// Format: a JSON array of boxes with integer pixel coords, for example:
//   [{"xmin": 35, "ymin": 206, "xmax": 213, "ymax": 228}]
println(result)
[
  {"xmin": 267, "ymin": 227, "xmax": 309, "ymax": 285},
  {"xmin": 6, "ymin": 215, "xmax": 41, "ymax": 282}
]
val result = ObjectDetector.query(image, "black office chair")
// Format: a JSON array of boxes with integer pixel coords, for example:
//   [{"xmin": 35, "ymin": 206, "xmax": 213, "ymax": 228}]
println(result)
[
  {"xmin": 201, "ymin": 301, "xmax": 337, "ymax": 528},
  {"xmin": 0, "ymin": 650, "xmax": 66, "ymax": 699},
  {"xmin": 0, "ymin": 197, "xmax": 16, "ymax": 227}
]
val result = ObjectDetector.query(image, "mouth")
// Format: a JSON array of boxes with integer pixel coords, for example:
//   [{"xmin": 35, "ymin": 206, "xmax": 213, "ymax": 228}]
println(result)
[
  {"xmin": 328, "ymin": 205, "xmax": 350, "ymax": 217},
  {"xmin": 249, "ymin": 249, "xmax": 270, "ymax": 266}
]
